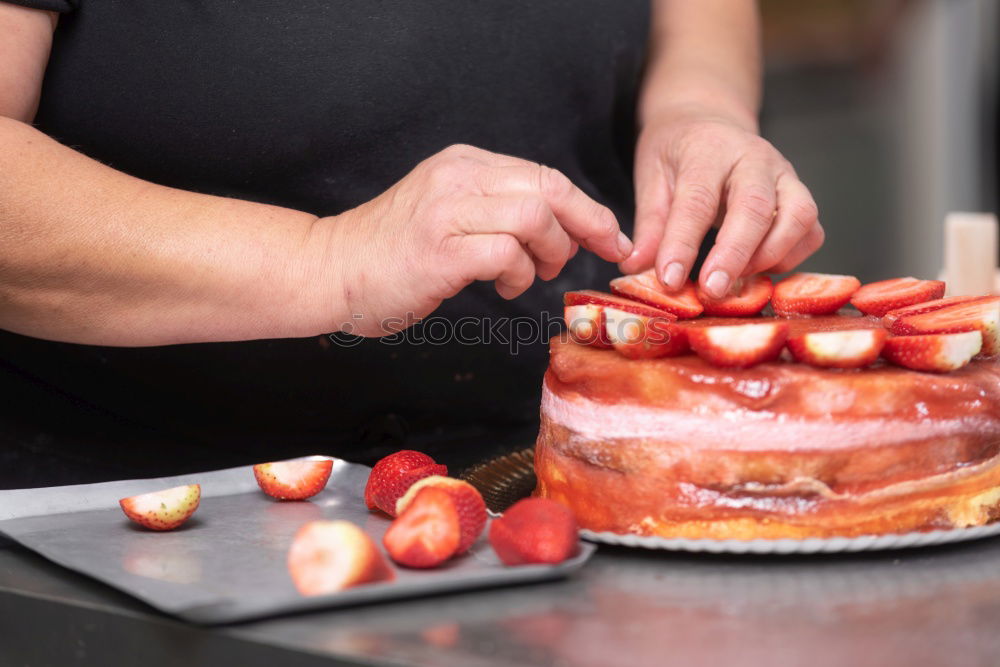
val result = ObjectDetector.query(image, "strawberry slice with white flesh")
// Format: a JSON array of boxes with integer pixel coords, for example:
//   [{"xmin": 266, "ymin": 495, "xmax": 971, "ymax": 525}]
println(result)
[
  {"xmin": 890, "ymin": 296, "xmax": 1000, "ymax": 356},
  {"xmin": 882, "ymin": 295, "xmax": 987, "ymax": 328},
  {"xmin": 563, "ymin": 290, "xmax": 676, "ymax": 319},
  {"xmin": 287, "ymin": 520, "xmax": 394, "ymax": 595},
  {"xmin": 882, "ymin": 331, "xmax": 983, "ymax": 372},
  {"xmin": 787, "ymin": 329, "xmax": 887, "ymax": 369},
  {"xmin": 604, "ymin": 307, "xmax": 689, "ymax": 359},
  {"xmin": 609, "ymin": 270, "xmax": 704, "ymax": 319},
  {"xmin": 771, "ymin": 272, "xmax": 861, "ymax": 316},
  {"xmin": 253, "ymin": 459, "xmax": 333, "ymax": 500},
  {"xmin": 849, "ymin": 277, "xmax": 946, "ymax": 317},
  {"xmin": 687, "ymin": 322, "xmax": 789, "ymax": 368},
  {"xmin": 696, "ymin": 274, "xmax": 773, "ymax": 317},
  {"xmin": 564, "ymin": 304, "xmax": 612, "ymax": 348},
  {"xmin": 119, "ymin": 484, "xmax": 201, "ymax": 531}
]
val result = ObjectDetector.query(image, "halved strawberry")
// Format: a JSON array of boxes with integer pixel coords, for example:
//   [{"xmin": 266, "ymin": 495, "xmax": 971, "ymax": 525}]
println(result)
[
  {"xmin": 119, "ymin": 484, "xmax": 200, "ymax": 531},
  {"xmin": 882, "ymin": 331, "xmax": 983, "ymax": 372},
  {"xmin": 563, "ymin": 290, "xmax": 677, "ymax": 320},
  {"xmin": 609, "ymin": 271, "xmax": 704, "ymax": 319},
  {"xmin": 287, "ymin": 520, "xmax": 394, "ymax": 595},
  {"xmin": 488, "ymin": 498, "xmax": 579, "ymax": 566},
  {"xmin": 849, "ymin": 277, "xmax": 946, "ymax": 317},
  {"xmin": 603, "ymin": 307, "xmax": 689, "ymax": 359},
  {"xmin": 687, "ymin": 322, "xmax": 789, "ymax": 368},
  {"xmin": 364, "ymin": 450, "xmax": 447, "ymax": 516},
  {"xmin": 882, "ymin": 295, "xmax": 994, "ymax": 328},
  {"xmin": 564, "ymin": 304, "xmax": 611, "ymax": 349},
  {"xmin": 771, "ymin": 273, "xmax": 861, "ymax": 316},
  {"xmin": 396, "ymin": 476, "xmax": 487, "ymax": 554},
  {"xmin": 383, "ymin": 486, "xmax": 461, "ymax": 568},
  {"xmin": 697, "ymin": 274, "xmax": 773, "ymax": 317},
  {"xmin": 253, "ymin": 459, "xmax": 333, "ymax": 501},
  {"xmin": 890, "ymin": 296, "xmax": 1000, "ymax": 356},
  {"xmin": 787, "ymin": 329, "xmax": 887, "ymax": 369}
]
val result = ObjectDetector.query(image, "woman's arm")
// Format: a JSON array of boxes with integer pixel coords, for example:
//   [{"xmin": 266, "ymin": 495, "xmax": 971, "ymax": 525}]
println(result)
[
  {"xmin": 0, "ymin": 4, "xmax": 627, "ymax": 346},
  {"xmin": 621, "ymin": 0, "xmax": 824, "ymax": 298}
]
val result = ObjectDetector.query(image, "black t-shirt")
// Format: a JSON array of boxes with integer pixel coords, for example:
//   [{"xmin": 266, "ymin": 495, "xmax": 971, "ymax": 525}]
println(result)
[{"xmin": 0, "ymin": 0, "xmax": 651, "ymax": 487}]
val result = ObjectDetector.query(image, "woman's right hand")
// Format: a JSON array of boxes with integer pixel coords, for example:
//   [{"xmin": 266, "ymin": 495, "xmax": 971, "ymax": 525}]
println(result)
[{"xmin": 318, "ymin": 144, "xmax": 633, "ymax": 337}]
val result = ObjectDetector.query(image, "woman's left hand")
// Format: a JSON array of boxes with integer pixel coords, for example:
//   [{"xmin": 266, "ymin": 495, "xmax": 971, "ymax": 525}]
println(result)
[{"xmin": 619, "ymin": 106, "xmax": 824, "ymax": 298}]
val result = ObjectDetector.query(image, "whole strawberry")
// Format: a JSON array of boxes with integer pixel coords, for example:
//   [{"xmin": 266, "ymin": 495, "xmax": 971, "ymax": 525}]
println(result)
[
  {"xmin": 364, "ymin": 450, "xmax": 447, "ymax": 517},
  {"xmin": 489, "ymin": 498, "xmax": 579, "ymax": 566}
]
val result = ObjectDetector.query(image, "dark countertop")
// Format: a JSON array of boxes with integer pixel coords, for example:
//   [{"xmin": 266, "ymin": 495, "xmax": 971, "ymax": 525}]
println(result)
[{"xmin": 4, "ymin": 533, "xmax": 1000, "ymax": 667}]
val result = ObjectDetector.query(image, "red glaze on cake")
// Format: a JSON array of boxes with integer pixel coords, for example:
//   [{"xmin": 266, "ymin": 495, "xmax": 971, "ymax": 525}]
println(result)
[{"xmin": 534, "ymin": 313, "xmax": 1000, "ymax": 539}]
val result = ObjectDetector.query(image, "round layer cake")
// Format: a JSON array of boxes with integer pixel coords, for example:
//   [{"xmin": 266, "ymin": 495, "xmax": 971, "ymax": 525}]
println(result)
[{"xmin": 534, "ymin": 315, "xmax": 1000, "ymax": 539}]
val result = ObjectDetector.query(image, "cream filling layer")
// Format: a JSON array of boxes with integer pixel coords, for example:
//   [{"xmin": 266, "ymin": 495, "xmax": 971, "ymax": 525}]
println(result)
[{"xmin": 541, "ymin": 382, "xmax": 1000, "ymax": 452}]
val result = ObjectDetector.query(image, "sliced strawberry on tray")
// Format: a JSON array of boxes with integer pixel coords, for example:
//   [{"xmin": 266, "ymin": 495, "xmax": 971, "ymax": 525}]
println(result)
[
  {"xmin": 688, "ymin": 322, "xmax": 789, "ymax": 368},
  {"xmin": 787, "ymin": 329, "xmax": 887, "ymax": 369},
  {"xmin": 697, "ymin": 274, "xmax": 773, "ymax": 317},
  {"xmin": 771, "ymin": 272, "xmax": 861, "ymax": 316},
  {"xmin": 564, "ymin": 304, "xmax": 612, "ymax": 349},
  {"xmin": 383, "ymin": 486, "xmax": 461, "ymax": 568},
  {"xmin": 609, "ymin": 270, "xmax": 704, "ymax": 319},
  {"xmin": 849, "ymin": 277, "xmax": 946, "ymax": 317},
  {"xmin": 287, "ymin": 520, "xmax": 394, "ymax": 596},
  {"xmin": 396, "ymin": 476, "xmax": 487, "ymax": 555},
  {"xmin": 890, "ymin": 296, "xmax": 1000, "ymax": 356},
  {"xmin": 882, "ymin": 331, "xmax": 983, "ymax": 372},
  {"xmin": 489, "ymin": 498, "xmax": 579, "ymax": 566},
  {"xmin": 604, "ymin": 307, "xmax": 689, "ymax": 359},
  {"xmin": 882, "ymin": 295, "xmax": 993, "ymax": 328},
  {"xmin": 253, "ymin": 459, "xmax": 334, "ymax": 500},
  {"xmin": 119, "ymin": 484, "xmax": 201, "ymax": 531},
  {"xmin": 564, "ymin": 290, "xmax": 677, "ymax": 319},
  {"xmin": 364, "ymin": 450, "xmax": 447, "ymax": 517}
]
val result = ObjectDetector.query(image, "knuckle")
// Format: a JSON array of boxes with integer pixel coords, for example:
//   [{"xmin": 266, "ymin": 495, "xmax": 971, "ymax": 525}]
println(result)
[
  {"xmin": 537, "ymin": 164, "xmax": 573, "ymax": 198},
  {"xmin": 516, "ymin": 195, "xmax": 549, "ymax": 234},
  {"xmin": 811, "ymin": 222, "xmax": 826, "ymax": 248},
  {"xmin": 676, "ymin": 182, "xmax": 719, "ymax": 222},
  {"xmin": 737, "ymin": 185, "xmax": 776, "ymax": 226},
  {"xmin": 491, "ymin": 234, "xmax": 522, "ymax": 267},
  {"xmin": 441, "ymin": 143, "xmax": 474, "ymax": 158},
  {"xmin": 787, "ymin": 199, "xmax": 819, "ymax": 233}
]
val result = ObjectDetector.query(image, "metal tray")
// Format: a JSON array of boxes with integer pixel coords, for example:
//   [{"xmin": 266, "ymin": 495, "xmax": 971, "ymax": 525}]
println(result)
[
  {"xmin": 0, "ymin": 456, "xmax": 593, "ymax": 625},
  {"xmin": 464, "ymin": 447, "xmax": 1000, "ymax": 554}
]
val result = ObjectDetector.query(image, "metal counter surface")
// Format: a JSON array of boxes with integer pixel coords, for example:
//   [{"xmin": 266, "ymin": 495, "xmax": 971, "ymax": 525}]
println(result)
[{"xmin": 4, "ymin": 531, "xmax": 1000, "ymax": 666}]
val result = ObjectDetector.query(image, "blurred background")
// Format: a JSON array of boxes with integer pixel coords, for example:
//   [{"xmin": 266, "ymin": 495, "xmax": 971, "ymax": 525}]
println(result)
[{"xmin": 759, "ymin": 0, "xmax": 997, "ymax": 282}]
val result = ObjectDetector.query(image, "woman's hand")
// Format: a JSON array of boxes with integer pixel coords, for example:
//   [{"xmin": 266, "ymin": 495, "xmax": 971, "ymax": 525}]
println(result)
[
  {"xmin": 318, "ymin": 144, "xmax": 633, "ymax": 337},
  {"xmin": 619, "ymin": 106, "xmax": 823, "ymax": 299}
]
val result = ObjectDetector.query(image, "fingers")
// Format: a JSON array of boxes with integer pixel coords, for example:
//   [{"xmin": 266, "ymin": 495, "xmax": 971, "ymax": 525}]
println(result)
[
  {"xmin": 654, "ymin": 159, "xmax": 727, "ymax": 290},
  {"xmin": 453, "ymin": 193, "xmax": 574, "ymax": 281},
  {"xmin": 697, "ymin": 159, "xmax": 777, "ymax": 298},
  {"xmin": 620, "ymin": 139, "xmax": 669, "ymax": 275},
  {"xmin": 771, "ymin": 220, "xmax": 825, "ymax": 274},
  {"xmin": 451, "ymin": 233, "xmax": 538, "ymax": 300},
  {"xmin": 478, "ymin": 162, "xmax": 631, "ymax": 263},
  {"xmin": 743, "ymin": 176, "xmax": 820, "ymax": 275}
]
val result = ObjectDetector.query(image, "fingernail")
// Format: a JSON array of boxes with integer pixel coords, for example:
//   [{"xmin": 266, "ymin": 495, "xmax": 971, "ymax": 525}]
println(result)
[
  {"xmin": 706, "ymin": 270, "xmax": 730, "ymax": 298},
  {"xmin": 616, "ymin": 232, "xmax": 633, "ymax": 259},
  {"xmin": 662, "ymin": 262, "xmax": 685, "ymax": 289}
]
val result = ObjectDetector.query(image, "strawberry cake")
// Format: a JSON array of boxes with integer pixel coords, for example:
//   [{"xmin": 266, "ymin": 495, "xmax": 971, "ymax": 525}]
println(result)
[{"xmin": 535, "ymin": 271, "xmax": 1000, "ymax": 539}]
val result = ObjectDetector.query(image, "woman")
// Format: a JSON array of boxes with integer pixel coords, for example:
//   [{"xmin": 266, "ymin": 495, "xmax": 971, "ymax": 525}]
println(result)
[{"xmin": 0, "ymin": 0, "xmax": 822, "ymax": 487}]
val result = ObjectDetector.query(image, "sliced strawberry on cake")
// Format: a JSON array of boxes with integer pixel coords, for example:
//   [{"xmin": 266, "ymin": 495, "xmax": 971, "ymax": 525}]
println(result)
[
  {"xmin": 253, "ymin": 459, "xmax": 334, "ymax": 500},
  {"xmin": 696, "ymin": 274, "xmax": 773, "ymax": 317},
  {"xmin": 849, "ymin": 277, "xmax": 946, "ymax": 317},
  {"xmin": 364, "ymin": 450, "xmax": 448, "ymax": 517},
  {"xmin": 882, "ymin": 295, "xmax": 994, "ymax": 328},
  {"xmin": 787, "ymin": 329, "xmax": 887, "ymax": 369},
  {"xmin": 604, "ymin": 307, "xmax": 689, "ymax": 359},
  {"xmin": 383, "ymin": 486, "xmax": 461, "ymax": 568},
  {"xmin": 609, "ymin": 270, "xmax": 704, "ymax": 319},
  {"xmin": 771, "ymin": 272, "xmax": 861, "ymax": 316},
  {"xmin": 563, "ymin": 304, "xmax": 612, "ymax": 348},
  {"xmin": 396, "ymin": 476, "xmax": 487, "ymax": 554},
  {"xmin": 882, "ymin": 331, "xmax": 983, "ymax": 372},
  {"xmin": 564, "ymin": 290, "xmax": 677, "ymax": 319},
  {"xmin": 890, "ymin": 296, "xmax": 1000, "ymax": 356},
  {"xmin": 688, "ymin": 322, "xmax": 789, "ymax": 368},
  {"xmin": 119, "ymin": 484, "xmax": 201, "ymax": 531}
]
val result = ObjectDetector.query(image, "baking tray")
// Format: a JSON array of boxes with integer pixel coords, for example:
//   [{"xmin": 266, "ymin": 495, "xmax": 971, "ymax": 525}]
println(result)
[
  {"xmin": 0, "ymin": 456, "xmax": 594, "ymax": 625},
  {"xmin": 463, "ymin": 447, "xmax": 1000, "ymax": 554}
]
